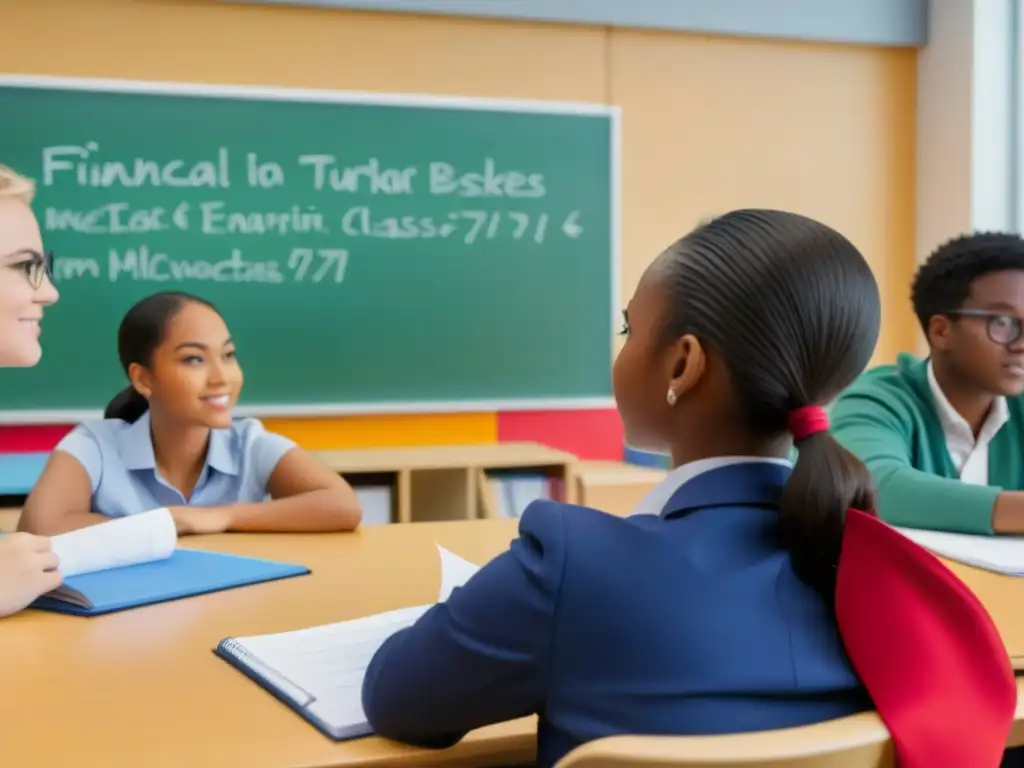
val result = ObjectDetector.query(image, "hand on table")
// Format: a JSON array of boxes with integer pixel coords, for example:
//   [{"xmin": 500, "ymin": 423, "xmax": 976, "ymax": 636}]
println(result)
[
  {"xmin": 992, "ymin": 491, "xmax": 1024, "ymax": 534},
  {"xmin": 167, "ymin": 505, "xmax": 233, "ymax": 536},
  {"xmin": 0, "ymin": 532, "xmax": 62, "ymax": 617}
]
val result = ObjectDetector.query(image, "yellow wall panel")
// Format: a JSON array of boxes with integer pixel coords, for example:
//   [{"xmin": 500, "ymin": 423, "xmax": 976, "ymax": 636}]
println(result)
[
  {"xmin": 262, "ymin": 413, "xmax": 497, "ymax": 450},
  {"xmin": 609, "ymin": 30, "xmax": 917, "ymax": 363}
]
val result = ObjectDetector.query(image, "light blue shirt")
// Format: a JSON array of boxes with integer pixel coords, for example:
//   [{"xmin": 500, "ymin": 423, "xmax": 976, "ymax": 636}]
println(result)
[{"xmin": 55, "ymin": 411, "xmax": 297, "ymax": 518}]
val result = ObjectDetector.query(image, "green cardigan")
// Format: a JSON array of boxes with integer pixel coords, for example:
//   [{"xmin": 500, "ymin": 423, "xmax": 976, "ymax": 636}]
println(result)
[{"xmin": 829, "ymin": 353, "xmax": 1024, "ymax": 534}]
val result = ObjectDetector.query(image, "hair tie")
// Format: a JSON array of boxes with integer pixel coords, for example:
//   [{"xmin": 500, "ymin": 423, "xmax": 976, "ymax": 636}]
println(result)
[{"xmin": 788, "ymin": 405, "xmax": 829, "ymax": 442}]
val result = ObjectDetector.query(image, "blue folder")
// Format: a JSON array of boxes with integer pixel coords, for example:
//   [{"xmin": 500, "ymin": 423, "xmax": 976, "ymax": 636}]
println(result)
[{"xmin": 30, "ymin": 549, "xmax": 310, "ymax": 616}]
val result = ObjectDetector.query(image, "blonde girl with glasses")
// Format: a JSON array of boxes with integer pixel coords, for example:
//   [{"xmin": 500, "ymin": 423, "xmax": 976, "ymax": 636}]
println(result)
[{"xmin": 0, "ymin": 164, "xmax": 62, "ymax": 616}]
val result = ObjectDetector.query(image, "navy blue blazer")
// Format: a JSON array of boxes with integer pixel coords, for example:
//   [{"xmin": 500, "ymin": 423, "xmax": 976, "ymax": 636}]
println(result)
[{"xmin": 362, "ymin": 462, "xmax": 870, "ymax": 767}]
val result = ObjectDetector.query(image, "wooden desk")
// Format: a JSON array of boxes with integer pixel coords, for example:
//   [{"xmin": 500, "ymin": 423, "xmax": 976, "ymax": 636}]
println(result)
[
  {"xmin": 942, "ymin": 560, "xmax": 1024, "ymax": 670},
  {"xmin": 5, "ymin": 508, "xmax": 1024, "ymax": 765},
  {"xmin": 0, "ymin": 520, "xmax": 529, "ymax": 767}
]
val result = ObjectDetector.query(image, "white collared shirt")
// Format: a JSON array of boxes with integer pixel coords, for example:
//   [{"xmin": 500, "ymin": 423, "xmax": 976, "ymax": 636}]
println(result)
[
  {"xmin": 630, "ymin": 456, "xmax": 792, "ymax": 517},
  {"xmin": 926, "ymin": 361, "xmax": 1008, "ymax": 485}
]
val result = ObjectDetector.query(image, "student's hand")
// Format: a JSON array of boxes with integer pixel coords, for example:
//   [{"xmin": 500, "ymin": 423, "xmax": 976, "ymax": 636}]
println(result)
[
  {"xmin": 167, "ymin": 506, "xmax": 232, "ymax": 536},
  {"xmin": 0, "ymin": 532, "xmax": 62, "ymax": 617},
  {"xmin": 992, "ymin": 492, "xmax": 1024, "ymax": 534}
]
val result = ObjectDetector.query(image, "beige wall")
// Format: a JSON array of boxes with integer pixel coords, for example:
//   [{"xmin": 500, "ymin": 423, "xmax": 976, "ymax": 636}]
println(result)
[
  {"xmin": 612, "ymin": 30, "xmax": 918, "ymax": 362},
  {"xmin": 4, "ymin": 0, "xmax": 918, "ymax": 362}
]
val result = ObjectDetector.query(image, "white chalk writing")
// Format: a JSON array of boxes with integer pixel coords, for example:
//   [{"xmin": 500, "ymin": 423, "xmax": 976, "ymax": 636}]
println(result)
[
  {"xmin": 286, "ymin": 248, "xmax": 349, "ymax": 283},
  {"xmin": 199, "ymin": 202, "xmax": 327, "ymax": 235},
  {"xmin": 37, "ymin": 144, "xmax": 590, "ymax": 292},
  {"xmin": 43, "ymin": 144, "xmax": 231, "ymax": 189},
  {"xmin": 339, "ymin": 208, "xmax": 558, "ymax": 244},
  {"xmin": 107, "ymin": 247, "xmax": 283, "ymax": 284},
  {"xmin": 39, "ymin": 146, "xmax": 550, "ymax": 197},
  {"xmin": 51, "ymin": 246, "xmax": 354, "ymax": 285},
  {"xmin": 298, "ymin": 156, "xmax": 417, "ymax": 195},
  {"xmin": 428, "ymin": 160, "xmax": 545, "ymax": 198}
]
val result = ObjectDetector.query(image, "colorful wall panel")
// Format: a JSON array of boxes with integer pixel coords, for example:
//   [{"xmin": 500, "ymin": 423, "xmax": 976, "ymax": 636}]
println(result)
[{"xmin": 0, "ymin": 0, "xmax": 918, "ymax": 493}]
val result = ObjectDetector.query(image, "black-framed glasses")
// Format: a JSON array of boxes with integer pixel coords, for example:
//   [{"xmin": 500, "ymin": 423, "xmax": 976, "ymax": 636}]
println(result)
[
  {"xmin": 946, "ymin": 309, "xmax": 1024, "ymax": 347},
  {"xmin": 7, "ymin": 249, "xmax": 54, "ymax": 289}
]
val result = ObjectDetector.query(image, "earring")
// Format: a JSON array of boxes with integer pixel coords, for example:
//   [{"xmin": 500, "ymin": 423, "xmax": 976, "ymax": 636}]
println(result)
[{"xmin": 666, "ymin": 388, "xmax": 677, "ymax": 406}]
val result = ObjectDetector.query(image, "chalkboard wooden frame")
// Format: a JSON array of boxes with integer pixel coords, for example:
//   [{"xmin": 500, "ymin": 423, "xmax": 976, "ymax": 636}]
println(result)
[{"xmin": 0, "ymin": 74, "xmax": 620, "ymax": 423}]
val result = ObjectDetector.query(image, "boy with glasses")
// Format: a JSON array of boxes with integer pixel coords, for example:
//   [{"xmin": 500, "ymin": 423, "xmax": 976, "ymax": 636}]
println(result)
[{"xmin": 831, "ymin": 232, "xmax": 1024, "ymax": 534}]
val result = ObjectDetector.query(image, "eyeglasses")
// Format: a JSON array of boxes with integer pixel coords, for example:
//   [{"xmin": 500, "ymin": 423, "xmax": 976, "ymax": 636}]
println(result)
[
  {"xmin": 946, "ymin": 309, "xmax": 1024, "ymax": 347},
  {"xmin": 6, "ymin": 249, "xmax": 54, "ymax": 290}
]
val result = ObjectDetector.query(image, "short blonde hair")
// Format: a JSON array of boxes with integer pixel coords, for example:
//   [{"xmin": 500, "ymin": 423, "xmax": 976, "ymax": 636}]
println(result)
[{"xmin": 0, "ymin": 164, "xmax": 35, "ymax": 204}]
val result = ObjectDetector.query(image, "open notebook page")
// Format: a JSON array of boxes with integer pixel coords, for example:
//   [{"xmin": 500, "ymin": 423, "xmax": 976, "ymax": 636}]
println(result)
[
  {"xmin": 896, "ymin": 526, "xmax": 1024, "ymax": 576},
  {"xmin": 224, "ymin": 604, "xmax": 432, "ymax": 737},
  {"xmin": 50, "ymin": 508, "xmax": 177, "ymax": 578},
  {"xmin": 220, "ymin": 546, "xmax": 482, "ymax": 738}
]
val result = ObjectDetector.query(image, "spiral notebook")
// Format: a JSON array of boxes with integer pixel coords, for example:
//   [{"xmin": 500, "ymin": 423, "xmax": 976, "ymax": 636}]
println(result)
[{"xmin": 215, "ymin": 545, "xmax": 481, "ymax": 740}]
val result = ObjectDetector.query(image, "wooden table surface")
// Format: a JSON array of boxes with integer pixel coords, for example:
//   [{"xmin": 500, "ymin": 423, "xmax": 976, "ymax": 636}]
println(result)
[
  {"xmin": 0, "ymin": 519, "xmax": 528, "ymax": 768},
  {"xmin": 6, "ymin": 514, "xmax": 1024, "ymax": 766},
  {"xmin": 943, "ymin": 559, "xmax": 1024, "ymax": 670}
]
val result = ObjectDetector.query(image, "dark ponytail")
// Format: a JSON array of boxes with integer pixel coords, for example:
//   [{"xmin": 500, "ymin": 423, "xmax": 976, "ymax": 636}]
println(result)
[
  {"xmin": 106, "ymin": 291, "xmax": 218, "ymax": 424},
  {"xmin": 103, "ymin": 385, "xmax": 150, "ymax": 423},
  {"xmin": 780, "ymin": 429, "xmax": 875, "ymax": 607},
  {"xmin": 654, "ymin": 210, "xmax": 881, "ymax": 608}
]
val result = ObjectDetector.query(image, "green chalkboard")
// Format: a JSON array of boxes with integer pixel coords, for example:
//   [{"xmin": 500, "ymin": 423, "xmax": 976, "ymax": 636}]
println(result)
[{"xmin": 0, "ymin": 76, "xmax": 617, "ymax": 421}]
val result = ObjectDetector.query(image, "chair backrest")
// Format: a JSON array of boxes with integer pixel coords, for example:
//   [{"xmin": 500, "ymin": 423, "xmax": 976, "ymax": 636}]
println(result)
[{"xmin": 553, "ymin": 711, "xmax": 894, "ymax": 768}]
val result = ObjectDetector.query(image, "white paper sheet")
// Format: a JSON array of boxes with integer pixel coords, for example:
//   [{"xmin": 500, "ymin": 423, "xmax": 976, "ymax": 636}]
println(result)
[
  {"xmin": 227, "ymin": 604, "xmax": 432, "ymax": 736},
  {"xmin": 51, "ymin": 507, "xmax": 178, "ymax": 578},
  {"xmin": 436, "ymin": 544, "xmax": 481, "ymax": 601},
  {"xmin": 896, "ymin": 526, "xmax": 1024, "ymax": 576},
  {"xmin": 220, "ymin": 543, "xmax": 485, "ymax": 737}
]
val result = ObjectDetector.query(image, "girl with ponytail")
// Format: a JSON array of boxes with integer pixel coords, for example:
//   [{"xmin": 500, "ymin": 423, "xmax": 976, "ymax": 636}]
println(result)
[
  {"xmin": 20, "ymin": 291, "xmax": 361, "ymax": 536},
  {"xmin": 359, "ymin": 210, "xmax": 1015, "ymax": 768}
]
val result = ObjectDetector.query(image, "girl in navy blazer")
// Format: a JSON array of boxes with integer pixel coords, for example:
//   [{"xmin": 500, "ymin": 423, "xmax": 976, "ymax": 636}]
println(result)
[{"xmin": 362, "ymin": 210, "xmax": 1015, "ymax": 768}]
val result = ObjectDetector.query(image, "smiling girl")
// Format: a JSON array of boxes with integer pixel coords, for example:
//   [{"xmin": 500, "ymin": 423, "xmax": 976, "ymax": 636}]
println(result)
[
  {"xmin": 0, "ymin": 163, "xmax": 63, "ymax": 616},
  {"xmin": 20, "ymin": 291, "xmax": 361, "ymax": 536}
]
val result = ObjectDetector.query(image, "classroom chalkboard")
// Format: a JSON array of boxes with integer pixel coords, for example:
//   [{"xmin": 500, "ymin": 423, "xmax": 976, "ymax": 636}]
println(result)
[{"xmin": 0, "ymin": 76, "xmax": 617, "ymax": 422}]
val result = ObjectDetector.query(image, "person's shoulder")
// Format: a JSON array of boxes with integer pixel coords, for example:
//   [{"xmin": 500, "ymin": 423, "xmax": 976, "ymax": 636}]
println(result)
[
  {"xmin": 846, "ymin": 353, "xmax": 923, "ymax": 392},
  {"xmin": 518, "ymin": 499, "xmax": 631, "ymax": 549},
  {"xmin": 63, "ymin": 417, "xmax": 133, "ymax": 445},
  {"xmin": 510, "ymin": 501, "xmax": 628, "ymax": 589},
  {"xmin": 1006, "ymin": 395, "xmax": 1024, "ymax": 426},
  {"xmin": 225, "ymin": 416, "xmax": 271, "ymax": 440},
  {"xmin": 220, "ymin": 417, "xmax": 296, "ymax": 461},
  {"xmin": 834, "ymin": 354, "xmax": 929, "ymax": 412},
  {"xmin": 54, "ymin": 419, "xmax": 134, "ymax": 480}
]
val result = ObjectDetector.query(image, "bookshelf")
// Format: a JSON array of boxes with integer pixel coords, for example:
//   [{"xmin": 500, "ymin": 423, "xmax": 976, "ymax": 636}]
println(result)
[{"xmin": 313, "ymin": 442, "xmax": 577, "ymax": 524}]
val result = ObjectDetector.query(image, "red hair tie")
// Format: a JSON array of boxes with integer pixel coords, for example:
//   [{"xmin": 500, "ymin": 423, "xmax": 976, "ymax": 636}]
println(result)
[{"xmin": 788, "ymin": 405, "xmax": 829, "ymax": 441}]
